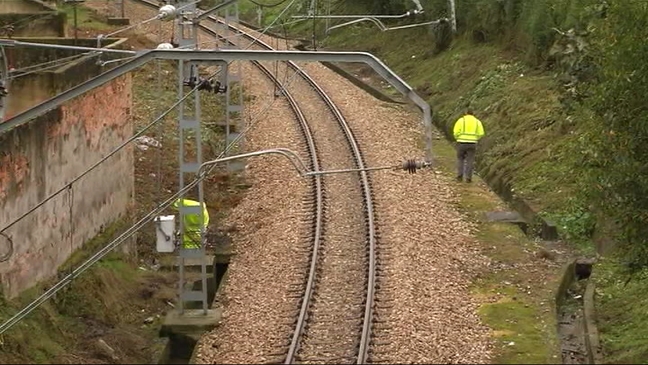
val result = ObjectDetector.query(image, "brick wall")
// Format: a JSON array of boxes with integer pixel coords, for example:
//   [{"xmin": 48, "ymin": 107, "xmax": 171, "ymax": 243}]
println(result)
[{"xmin": 0, "ymin": 74, "xmax": 133, "ymax": 299}]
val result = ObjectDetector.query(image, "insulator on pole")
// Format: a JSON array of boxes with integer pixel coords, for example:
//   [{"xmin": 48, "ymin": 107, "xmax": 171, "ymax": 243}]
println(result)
[{"xmin": 158, "ymin": 4, "xmax": 177, "ymax": 21}]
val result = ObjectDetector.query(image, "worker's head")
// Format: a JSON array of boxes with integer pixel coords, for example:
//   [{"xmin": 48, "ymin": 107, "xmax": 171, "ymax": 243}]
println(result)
[{"xmin": 466, "ymin": 108, "xmax": 474, "ymax": 115}]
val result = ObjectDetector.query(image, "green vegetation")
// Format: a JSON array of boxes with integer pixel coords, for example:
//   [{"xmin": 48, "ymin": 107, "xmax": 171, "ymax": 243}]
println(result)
[
  {"xmin": 0, "ymin": 219, "xmax": 172, "ymax": 363},
  {"xmin": 60, "ymin": 3, "xmax": 111, "ymax": 30},
  {"xmin": 595, "ymin": 259, "xmax": 648, "ymax": 364}
]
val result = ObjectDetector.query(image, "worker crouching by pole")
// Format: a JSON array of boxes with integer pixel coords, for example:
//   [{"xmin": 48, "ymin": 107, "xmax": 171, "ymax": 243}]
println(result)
[
  {"xmin": 452, "ymin": 108, "xmax": 485, "ymax": 183},
  {"xmin": 173, "ymin": 198, "xmax": 210, "ymax": 249}
]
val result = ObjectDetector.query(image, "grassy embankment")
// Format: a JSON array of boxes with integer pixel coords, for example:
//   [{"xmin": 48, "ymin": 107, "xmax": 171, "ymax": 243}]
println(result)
[
  {"xmin": 0, "ymin": 6, "xmax": 245, "ymax": 363},
  {"xmin": 318, "ymin": 23, "xmax": 646, "ymax": 364}
]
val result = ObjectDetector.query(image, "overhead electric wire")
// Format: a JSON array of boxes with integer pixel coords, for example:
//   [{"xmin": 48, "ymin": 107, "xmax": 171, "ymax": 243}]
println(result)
[
  {"xmin": 9, "ymin": 53, "xmax": 90, "ymax": 74},
  {"xmin": 0, "ymin": 168, "xmax": 211, "ymax": 335},
  {"xmin": 0, "ymin": 67, "xmax": 220, "ymax": 239},
  {"xmin": 2, "ymin": 12, "xmax": 55, "ymax": 30},
  {"xmin": 248, "ymin": 0, "xmax": 291, "ymax": 8},
  {"xmin": 0, "ymin": 0, "xmax": 302, "ymax": 335},
  {"xmin": 7, "ymin": 54, "xmax": 97, "ymax": 80}
]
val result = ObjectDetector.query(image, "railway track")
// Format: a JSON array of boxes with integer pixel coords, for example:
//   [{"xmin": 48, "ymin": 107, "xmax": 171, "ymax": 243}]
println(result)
[{"xmin": 130, "ymin": 1, "xmax": 379, "ymax": 363}]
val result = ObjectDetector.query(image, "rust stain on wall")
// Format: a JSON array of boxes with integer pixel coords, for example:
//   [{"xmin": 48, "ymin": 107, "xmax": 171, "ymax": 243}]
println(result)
[
  {"xmin": 0, "ymin": 153, "xmax": 30, "ymax": 203},
  {"xmin": 60, "ymin": 75, "xmax": 132, "ymax": 149}
]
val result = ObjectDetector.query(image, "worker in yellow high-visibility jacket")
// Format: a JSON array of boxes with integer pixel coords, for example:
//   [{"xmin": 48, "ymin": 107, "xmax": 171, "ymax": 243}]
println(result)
[
  {"xmin": 453, "ymin": 108, "xmax": 485, "ymax": 183},
  {"xmin": 173, "ymin": 198, "xmax": 209, "ymax": 249}
]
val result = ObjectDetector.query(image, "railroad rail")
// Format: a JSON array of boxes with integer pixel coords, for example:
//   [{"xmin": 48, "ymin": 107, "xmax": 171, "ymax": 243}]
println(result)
[{"xmin": 132, "ymin": 1, "xmax": 377, "ymax": 363}]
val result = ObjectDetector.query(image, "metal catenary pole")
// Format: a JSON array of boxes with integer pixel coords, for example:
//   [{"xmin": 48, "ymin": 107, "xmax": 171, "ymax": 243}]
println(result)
[
  {"xmin": 174, "ymin": 1, "xmax": 209, "ymax": 315},
  {"xmin": 216, "ymin": 3, "xmax": 245, "ymax": 173}
]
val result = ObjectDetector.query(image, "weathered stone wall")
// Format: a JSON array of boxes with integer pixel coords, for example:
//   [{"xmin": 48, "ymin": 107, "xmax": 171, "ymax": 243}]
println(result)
[
  {"xmin": 0, "ymin": 73, "xmax": 133, "ymax": 299},
  {"xmin": 5, "ymin": 37, "xmax": 126, "ymax": 119}
]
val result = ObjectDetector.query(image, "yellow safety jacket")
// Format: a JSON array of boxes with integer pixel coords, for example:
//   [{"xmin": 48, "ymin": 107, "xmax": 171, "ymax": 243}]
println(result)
[
  {"xmin": 173, "ymin": 198, "xmax": 210, "ymax": 249},
  {"xmin": 453, "ymin": 114, "xmax": 485, "ymax": 143}
]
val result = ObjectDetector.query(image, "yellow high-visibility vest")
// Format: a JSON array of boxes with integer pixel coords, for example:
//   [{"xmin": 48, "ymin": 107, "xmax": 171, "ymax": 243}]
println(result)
[
  {"xmin": 173, "ymin": 198, "xmax": 209, "ymax": 249},
  {"xmin": 453, "ymin": 114, "xmax": 485, "ymax": 143}
]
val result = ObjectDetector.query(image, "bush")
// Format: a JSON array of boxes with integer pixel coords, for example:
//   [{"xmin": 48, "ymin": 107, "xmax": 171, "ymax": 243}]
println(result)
[{"xmin": 584, "ymin": 1, "xmax": 648, "ymax": 267}]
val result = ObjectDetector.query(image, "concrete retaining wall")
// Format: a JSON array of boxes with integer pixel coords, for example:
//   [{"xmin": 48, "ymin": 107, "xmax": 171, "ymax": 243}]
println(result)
[
  {"xmin": 5, "ymin": 37, "xmax": 127, "ymax": 119},
  {"xmin": 584, "ymin": 278, "xmax": 603, "ymax": 363},
  {"xmin": 0, "ymin": 38, "xmax": 133, "ymax": 298}
]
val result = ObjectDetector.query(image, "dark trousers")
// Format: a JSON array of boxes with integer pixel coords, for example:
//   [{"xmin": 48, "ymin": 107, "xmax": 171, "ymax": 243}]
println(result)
[{"xmin": 456, "ymin": 142, "xmax": 477, "ymax": 180}]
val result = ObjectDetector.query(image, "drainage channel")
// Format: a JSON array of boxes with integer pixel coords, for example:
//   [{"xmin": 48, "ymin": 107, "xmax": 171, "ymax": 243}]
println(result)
[
  {"xmin": 486, "ymin": 210, "xmax": 600, "ymax": 364},
  {"xmin": 556, "ymin": 259, "xmax": 600, "ymax": 364}
]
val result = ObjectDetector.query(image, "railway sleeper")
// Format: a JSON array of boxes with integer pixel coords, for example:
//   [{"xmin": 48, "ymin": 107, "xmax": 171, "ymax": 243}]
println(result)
[
  {"xmin": 370, "ymin": 340, "xmax": 392, "ymax": 347},
  {"xmin": 290, "ymin": 265, "xmax": 312, "ymax": 272},
  {"xmin": 367, "ymin": 358, "xmax": 392, "ymax": 364},
  {"xmin": 307, "ymin": 309, "xmax": 364, "ymax": 317},
  {"xmin": 299, "ymin": 338, "xmax": 359, "ymax": 347},
  {"xmin": 286, "ymin": 289, "xmax": 306, "ymax": 295},
  {"xmin": 259, "ymin": 355, "xmax": 287, "ymax": 364},
  {"xmin": 287, "ymin": 282, "xmax": 307, "ymax": 288},
  {"xmin": 374, "ymin": 296, "xmax": 396, "ymax": 302},
  {"xmin": 368, "ymin": 348, "xmax": 393, "ymax": 356},
  {"xmin": 374, "ymin": 283, "xmax": 397, "ymax": 289},
  {"xmin": 269, "ymin": 340, "xmax": 292, "ymax": 349},
  {"xmin": 376, "ymin": 249, "xmax": 396, "ymax": 256},
  {"xmin": 286, "ymin": 294, "xmax": 306, "ymax": 299},
  {"xmin": 374, "ymin": 295, "xmax": 394, "ymax": 308},
  {"xmin": 311, "ymin": 291, "xmax": 364, "ymax": 305},
  {"xmin": 371, "ymin": 324, "xmax": 394, "ymax": 331},
  {"xmin": 374, "ymin": 302, "xmax": 396, "ymax": 309},
  {"xmin": 375, "ymin": 267, "xmax": 391, "ymax": 274},
  {"xmin": 307, "ymin": 314, "xmax": 363, "ymax": 323},
  {"xmin": 295, "ymin": 354, "xmax": 356, "ymax": 364},
  {"xmin": 286, "ymin": 274, "xmax": 308, "ymax": 280},
  {"xmin": 277, "ymin": 308, "xmax": 300, "ymax": 315},
  {"xmin": 276, "ymin": 314, "xmax": 299, "ymax": 320},
  {"xmin": 303, "ymin": 318, "xmax": 362, "ymax": 329}
]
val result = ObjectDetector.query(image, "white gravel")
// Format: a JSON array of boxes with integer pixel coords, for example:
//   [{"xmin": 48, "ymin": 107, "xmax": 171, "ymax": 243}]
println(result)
[{"xmin": 91, "ymin": 3, "xmax": 494, "ymax": 363}]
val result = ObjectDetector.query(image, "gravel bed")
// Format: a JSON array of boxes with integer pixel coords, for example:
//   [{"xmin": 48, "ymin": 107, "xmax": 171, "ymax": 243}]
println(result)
[
  {"xmin": 195, "ymin": 60, "xmax": 311, "ymax": 363},
  {"xmin": 295, "ymin": 61, "xmax": 494, "ymax": 363},
  {"xmin": 277, "ymin": 68, "xmax": 369, "ymax": 364},
  {"xmin": 89, "ymin": 3, "xmax": 493, "ymax": 362},
  {"xmin": 195, "ymin": 18, "xmax": 374, "ymax": 363},
  {"xmin": 232, "ymin": 20, "xmax": 494, "ymax": 363}
]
